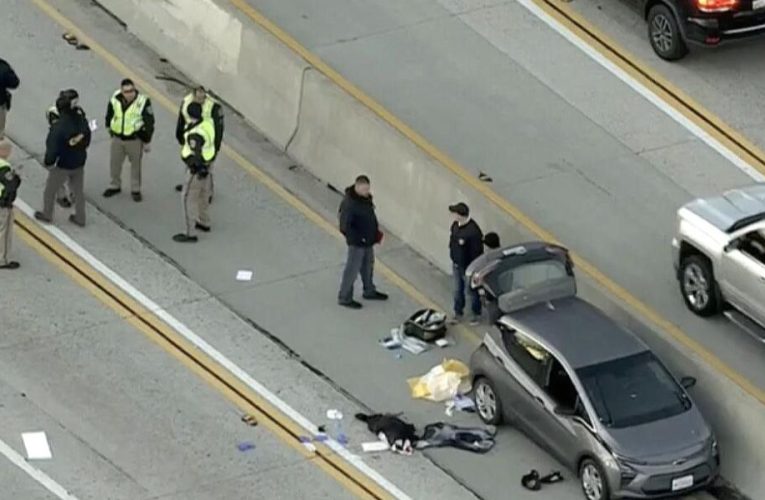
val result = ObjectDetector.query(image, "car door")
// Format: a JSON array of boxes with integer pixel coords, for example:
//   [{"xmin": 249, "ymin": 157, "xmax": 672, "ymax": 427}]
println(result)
[
  {"xmin": 720, "ymin": 243, "xmax": 765, "ymax": 326},
  {"xmin": 526, "ymin": 356, "xmax": 590, "ymax": 465}
]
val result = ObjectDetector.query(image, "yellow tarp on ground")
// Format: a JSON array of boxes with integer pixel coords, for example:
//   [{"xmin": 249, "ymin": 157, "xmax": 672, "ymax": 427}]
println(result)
[{"xmin": 407, "ymin": 359, "xmax": 472, "ymax": 402}]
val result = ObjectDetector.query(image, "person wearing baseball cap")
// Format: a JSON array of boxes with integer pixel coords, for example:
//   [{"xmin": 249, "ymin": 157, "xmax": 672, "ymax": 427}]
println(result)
[{"xmin": 448, "ymin": 202, "xmax": 484, "ymax": 325}]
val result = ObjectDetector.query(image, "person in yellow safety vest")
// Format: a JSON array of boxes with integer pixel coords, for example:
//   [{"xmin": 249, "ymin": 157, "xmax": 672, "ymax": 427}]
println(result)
[
  {"xmin": 0, "ymin": 140, "xmax": 21, "ymax": 269},
  {"xmin": 103, "ymin": 78, "xmax": 154, "ymax": 202},
  {"xmin": 46, "ymin": 89, "xmax": 87, "ymax": 208},
  {"xmin": 174, "ymin": 86, "xmax": 223, "ymax": 203},
  {"xmin": 173, "ymin": 102, "xmax": 216, "ymax": 243}
]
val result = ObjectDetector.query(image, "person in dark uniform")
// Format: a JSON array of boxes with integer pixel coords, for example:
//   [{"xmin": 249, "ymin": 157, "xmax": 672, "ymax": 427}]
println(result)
[
  {"xmin": 35, "ymin": 92, "xmax": 91, "ymax": 227},
  {"xmin": 0, "ymin": 58, "xmax": 20, "ymax": 139},
  {"xmin": 46, "ymin": 89, "xmax": 87, "ymax": 208},
  {"xmin": 448, "ymin": 202, "xmax": 484, "ymax": 325}
]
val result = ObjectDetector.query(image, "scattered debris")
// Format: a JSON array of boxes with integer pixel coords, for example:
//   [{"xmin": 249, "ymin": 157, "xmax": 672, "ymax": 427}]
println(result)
[
  {"xmin": 355, "ymin": 413, "xmax": 416, "ymax": 456},
  {"xmin": 236, "ymin": 270, "xmax": 253, "ymax": 281},
  {"xmin": 298, "ymin": 436, "xmax": 317, "ymax": 453},
  {"xmin": 62, "ymin": 33, "xmax": 78, "ymax": 45},
  {"xmin": 241, "ymin": 414, "xmax": 258, "ymax": 427},
  {"xmin": 416, "ymin": 422, "xmax": 496, "ymax": 453},
  {"xmin": 445, "ymin": 394, "xmax": 476, "ymax": 416},
  {"xmin": 408, "ymin": 359, "xmax": 471, "ymax": 402},
  {"xmin": 435, "ymin": 338, "xmax": 450, "ymax": 348},
  {"xmin": 522, "ymin": 470, "xmax": 564, "ymax": 491},
  {"xmin": 76, "ymin": 44, "xmax": 90, "ymax": 51},
  {"xmin": 237, "ymin": 441, "xmax": 256, "ymax": 452},
  {"xmin": 326, "ymin": 409, "xmax": 348, "ymax": 445},
  {"xmin": 478, "ymin": 171, "xmax": 493, "ymax": 182},
  {"xmin": 361, "ymin": 440, "xmax": 389, "ymax": 453},
  {"xmin": 401, "ymin": 336, "xmax": 428, "ymax": 355},
  {"xmin": 22, "ymin": 432, "xmax": 52, "ymax": 460},
  {"xmin": 403, "ymin": 309, "xmax": 446, "ymax": 342}
]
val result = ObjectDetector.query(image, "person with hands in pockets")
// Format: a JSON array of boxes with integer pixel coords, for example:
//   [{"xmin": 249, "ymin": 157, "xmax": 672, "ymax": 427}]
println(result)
[{"xmin": 448, "ymin": 202, "xmax": 484, "ymax": 325}]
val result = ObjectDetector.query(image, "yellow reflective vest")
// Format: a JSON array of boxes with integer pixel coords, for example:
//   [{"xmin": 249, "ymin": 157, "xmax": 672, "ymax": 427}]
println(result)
[
  {"xmin": 181, "ymin": 120, "xmax": 216, "ymax": 163},
  {"xmin": 181, "ymin": 94, "xmax": 216, "ymax": 124},
  {"xmin": 109, "ymin": 91, "xmax": 147, "ymax": 136}
]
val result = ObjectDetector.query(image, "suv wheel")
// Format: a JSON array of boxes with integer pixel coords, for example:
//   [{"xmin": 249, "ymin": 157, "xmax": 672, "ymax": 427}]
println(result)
[
  {"xmin": 474, "ymin": 377, "xmax": 503, "ymax": 425},
  {"xmin": 680, "ymin": 255, "xmax": 721, "ymax": 316},
  {"xmin": 580, "ymin": 459, "xmax": 610, "ymax": 500},
  {"xmin": 647, "ymin": 4, "xmax": 688, "ymax": 61}
]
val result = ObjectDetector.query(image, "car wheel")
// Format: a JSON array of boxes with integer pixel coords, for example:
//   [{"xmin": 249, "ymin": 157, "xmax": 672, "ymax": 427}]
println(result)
[
  {"xmin": 580, "ymin": 459, "xmax": 610, "ymax": 500},
  {"xmin": 647, "ymin": 4, "xmax": 688, "ymax": 61},
  {"xmin": 473, "ymin": 377, "xmax": 503, "ymax": 425},
  {"xmin": 680, "ymin": 255, "xmax": 721, "ymax": 316}
]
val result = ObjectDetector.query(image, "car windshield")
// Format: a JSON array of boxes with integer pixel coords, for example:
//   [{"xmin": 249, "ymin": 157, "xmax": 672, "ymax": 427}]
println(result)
[{"xmin": 576, "ymin": 351, "xmax": 691, "ymax": 429}]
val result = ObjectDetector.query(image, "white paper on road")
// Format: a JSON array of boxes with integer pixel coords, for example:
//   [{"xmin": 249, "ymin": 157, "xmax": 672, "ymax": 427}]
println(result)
[
  {"xmin": 236, "ymin": 270, "xmax": 253, "ymax": 281},
  {"xmin": 22, "ymin": 432, "xmax": 52, "ymax": 460}
]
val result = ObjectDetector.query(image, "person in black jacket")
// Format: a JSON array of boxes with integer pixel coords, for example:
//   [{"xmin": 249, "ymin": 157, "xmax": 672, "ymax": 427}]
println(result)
[
  {"xmin": 337, "ymin": 175, "xmax": 388, "ymax": 309},
  {"xmin": 448, "ymin": 202, "xmax": 484, "ymax": 324},
  {"xmin": 35, "ymin": 93, "xmax": 91, "ymax": 227},
  {"xmin": 0, "ymin": 140, "xmax": 21, "ymax": 269},
  {"xmin": 0, "ymin": 58, "xmax": 20, "ymax": 139},
  {"xmin": 46, "ymin": 89, "xmax": 87, "ymax": 208}
]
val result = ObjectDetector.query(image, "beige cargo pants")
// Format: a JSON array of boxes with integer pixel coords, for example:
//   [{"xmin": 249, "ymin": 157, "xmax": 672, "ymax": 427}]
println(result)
[
  {"xmin": 0, "ymin": 105, "xmax": 7, "ymax": 138},
  {"xmin": 181, "ymin": 167, "xmax": 212, "ymax": 236},
  {"xmin": 109, "ymin": 137, "xmax": 144, "ymax": 193},
  {"xmin": 0, "ymin": 207, "xmax": 13, "ymax": 265}
]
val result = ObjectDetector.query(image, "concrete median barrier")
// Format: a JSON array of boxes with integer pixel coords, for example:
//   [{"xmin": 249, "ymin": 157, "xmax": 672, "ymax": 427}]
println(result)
[
  {"xmin": 91, "ymin": 0, "xmax": 762, "ymax": 496},
  {"xmin": 95, "ymin": 0, "xmax": 307, "ymax": 150}
]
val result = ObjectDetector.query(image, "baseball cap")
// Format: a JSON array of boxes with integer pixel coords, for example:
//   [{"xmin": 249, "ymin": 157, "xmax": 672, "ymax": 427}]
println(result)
[{"xmin": 448, "ymin": 202, "xmax": 469, "ymax": 217}]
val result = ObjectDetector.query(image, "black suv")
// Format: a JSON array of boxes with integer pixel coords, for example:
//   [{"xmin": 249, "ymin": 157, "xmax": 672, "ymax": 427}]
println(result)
[{"xmin": 642, "ymin": 0, "xmax": 765, "ymax": 59}]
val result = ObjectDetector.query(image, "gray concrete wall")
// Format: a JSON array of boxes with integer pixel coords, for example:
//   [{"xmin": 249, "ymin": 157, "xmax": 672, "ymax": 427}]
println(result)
[{"xmin": 94, "ymin": 0, "xmax": 763, "ymax": 495}]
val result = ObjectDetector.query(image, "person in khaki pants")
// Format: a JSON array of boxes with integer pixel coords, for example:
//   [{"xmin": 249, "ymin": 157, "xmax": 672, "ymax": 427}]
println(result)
[
  {"xmin": 103, "ymin": 78, "xmax": 154, "ymax": 202},
  {"xmin": 0, "ymin": 58, "xmax": 20, "ymax": 139},
  {"xmin": 0, "ymin": 140, "xmax": 21, "ymax": 270},
  {"xmin": 173, "ymin": 103, "xmax": 214, "ymax": 243}
]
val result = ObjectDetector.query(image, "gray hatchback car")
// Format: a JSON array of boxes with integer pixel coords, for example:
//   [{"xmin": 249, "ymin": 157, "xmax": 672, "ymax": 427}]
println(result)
[{"xmin": 468, "ymin": 242, "xmax": 719, "ymax": 500}]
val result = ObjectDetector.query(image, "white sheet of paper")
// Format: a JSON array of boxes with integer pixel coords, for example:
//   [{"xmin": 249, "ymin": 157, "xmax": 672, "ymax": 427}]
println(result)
[
  {"xmin": 88, "ymin": 119, "xmax": 98, "ymax": 132},
  {"xmin": 22, "ymin": 432, "xmax": 52, "ymax": 460},
  {"xmin": 362, "ymin": 441, "xmax": 389, "ymax": 452},
  {"xmin": 236, "ymin": 270, "xmax": 253, "ymax": 281}
]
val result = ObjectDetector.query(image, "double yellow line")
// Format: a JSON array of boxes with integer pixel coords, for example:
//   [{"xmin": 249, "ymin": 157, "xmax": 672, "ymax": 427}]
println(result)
[{"xmin": 226, "ymin": 0, "xmax": 765, "ymax": 407}]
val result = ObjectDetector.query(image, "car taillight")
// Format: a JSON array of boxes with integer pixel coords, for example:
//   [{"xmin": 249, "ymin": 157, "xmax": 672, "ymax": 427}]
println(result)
[{"xmin": 697, "ymin": 0, "xmax": 737, "ymax": 12}]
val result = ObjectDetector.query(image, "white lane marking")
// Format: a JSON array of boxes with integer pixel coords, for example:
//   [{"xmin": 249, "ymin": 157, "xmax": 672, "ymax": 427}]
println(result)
[
  {"xmin": 14, "ymin": 200, "xmax": 412, "ymax": 500},
  {"xmin": 515, "ymin": 0, "xmax": 765, "ymax": 183},
  {"xmin": 0, "ymin": 439, "xmax": 79, "ymax": 500}
]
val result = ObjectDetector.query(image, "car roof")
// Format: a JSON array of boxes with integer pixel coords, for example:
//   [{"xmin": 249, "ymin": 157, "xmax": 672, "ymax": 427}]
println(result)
[
  {"xmin": 501, "ymin": 296, "xmax": 647, "ymax": 369},
  {"xmin": 684, "ymin": 183, "xmax": 765, "ymax": 233}
]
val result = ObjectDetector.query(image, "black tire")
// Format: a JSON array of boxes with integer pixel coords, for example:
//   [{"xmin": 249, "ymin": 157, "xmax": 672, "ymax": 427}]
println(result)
[
  {"xmin": 473, "ymin": 377, "xmax": 503, "ymax": 425},
  {"xmin": 579, "ymin": 458, "xmax": 610, "ymax": 500},
  {"xmin": 680, "ymin": 255, "xmax": 721, "ymax": 317},
  {"xmin": 647, "ymin": 4, "xmax": 688, "ymax": 61}
]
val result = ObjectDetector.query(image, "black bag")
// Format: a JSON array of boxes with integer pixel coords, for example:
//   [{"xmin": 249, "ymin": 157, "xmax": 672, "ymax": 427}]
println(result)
[{"xmin": 403, "ymin": 308, "xmax": 446, "ymax": 342}]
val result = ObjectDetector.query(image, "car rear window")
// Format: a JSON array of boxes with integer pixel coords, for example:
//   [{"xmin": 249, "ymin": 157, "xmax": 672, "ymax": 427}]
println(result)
[
  {"xmin": 576, "ymin": 351, "xmax": 691, "ymax": 429},
  {"xmin": 489, "ymin": 259, "xmax": 569, "ymax": 295}
]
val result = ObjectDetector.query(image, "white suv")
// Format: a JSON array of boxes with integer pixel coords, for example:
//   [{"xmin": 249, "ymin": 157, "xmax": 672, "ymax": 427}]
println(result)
[{"xmin": 672, "ymin": 184, "xmax": 765, "ymax": 341}]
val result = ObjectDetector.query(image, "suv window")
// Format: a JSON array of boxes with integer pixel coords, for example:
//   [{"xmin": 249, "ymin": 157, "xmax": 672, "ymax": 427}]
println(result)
[
  {"xmin": 740, "ymin": 230, "xmax": 765, "ymax": 266},
  {"xmin": 500, "ymin": 327, "xmax": 548, "ymax": 383}
]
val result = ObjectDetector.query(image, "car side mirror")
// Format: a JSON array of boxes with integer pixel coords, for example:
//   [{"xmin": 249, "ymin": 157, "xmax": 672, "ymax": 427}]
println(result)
[
  {"xmin": 553, "ymin": 405, "xmax": 577, "ymax": 417},
  {"xmin": 724, "ymin": 240, "xmax": 739, "ymax": 253},
  {"xmin": 680, "ymin": 376, "xmax": 697, "ymax": 389}
]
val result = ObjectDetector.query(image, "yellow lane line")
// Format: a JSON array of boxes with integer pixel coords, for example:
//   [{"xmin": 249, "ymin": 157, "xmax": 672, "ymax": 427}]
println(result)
[
  {"xmin": 224, "ymin": 0, "xmax": 765, "ymax": 405},
  {"xmin": 13, "ymin": 209, "xmax": 390, "ymax": 500}
]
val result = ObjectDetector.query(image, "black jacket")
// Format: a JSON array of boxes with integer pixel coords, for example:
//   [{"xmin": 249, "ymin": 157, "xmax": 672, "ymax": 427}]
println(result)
[
  {"xmin": 0, "ymin": 59, "xmax": 20, "ymax": 108},
  {"xmin": 44, "ymin": 109, "xmax": 91, "ymax": 170},
  {"xmin": 449, "ymin": 219, "xmax": 484, "ymax": 268},
  {"xmin": 339, "ymin": 186, "xmax": 379, "ymax": 247},
  {"xmin": 175, "ymin": 101, "xmax": 224, "ymax": 153},
  {"xmin": 105, "ymin": 93, "xmax": 155, "ymax": 142},
  {"xmin": 0, "ymin": 165, "xmax": 20, "ymax": 208}
]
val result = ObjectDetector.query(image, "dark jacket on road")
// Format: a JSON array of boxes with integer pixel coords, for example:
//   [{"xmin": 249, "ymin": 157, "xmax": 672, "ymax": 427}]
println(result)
[
  {"xmin": 339, "ymin": 185, "xmax": 379, "ymax": 247},
  {"xmin": 0, "ymin": 58, "xmax": 20, "ymax": 108},
  {"xmin": 44, "ymin": 108, "xmax": 91, "ymax": 170},
  {"xmin": 449, "ymin": 219, "xmax": 484, "ymax": 268},
  {"xmin": 105, "ymin": 93, "xmax": 155, "ymax": 142}
]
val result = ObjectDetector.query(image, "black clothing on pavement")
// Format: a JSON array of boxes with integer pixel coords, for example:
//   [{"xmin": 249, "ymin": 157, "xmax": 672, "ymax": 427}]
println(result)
[
  {"xmin": 449, "ymin": 219, "xmax": 484, "ymax": 268},
  {"xmin": 44, "ymin": 108, "xmax": 91, "ymax": 170},
  {"xmin": 105, "ymin": 93, "xmax": 155, "ymax": 142},
  {"xmin": 0, "ymin": 59, "xmax": 20, "ymax": 108},
  {"xmin": 416, "ymin": 422, "xmax": 496, "ymax": 453},
  {"xmin": 338, "ymin": 185, "xmax": 379, "ymax": 247}
]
